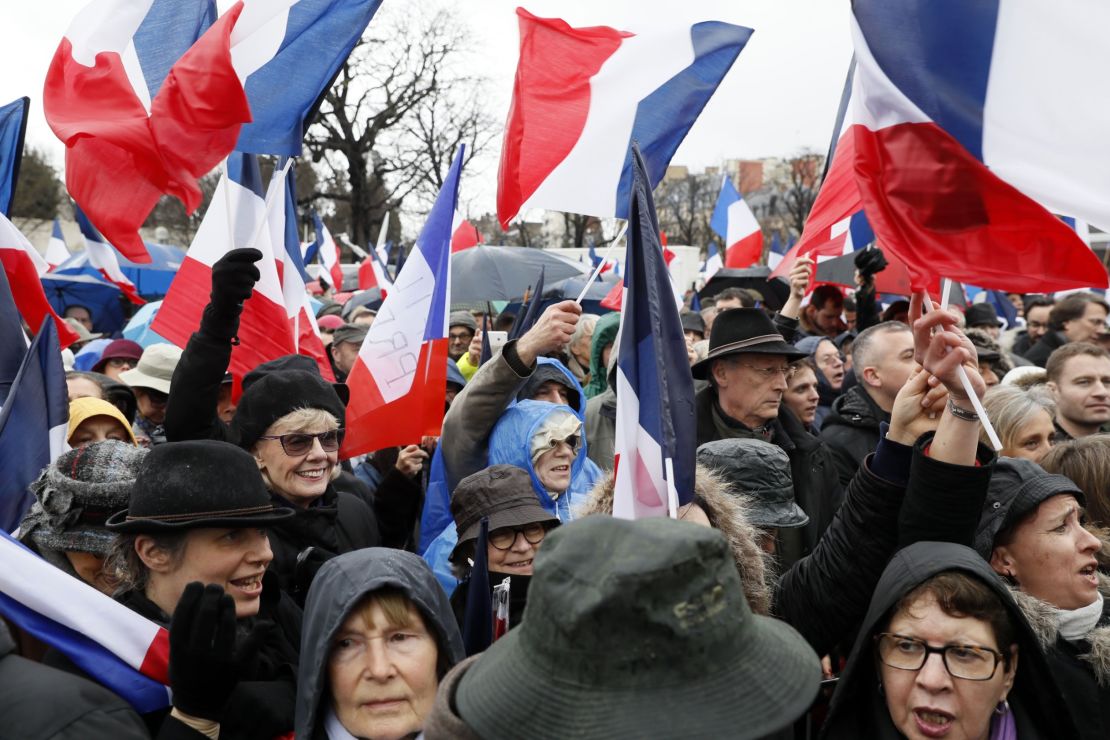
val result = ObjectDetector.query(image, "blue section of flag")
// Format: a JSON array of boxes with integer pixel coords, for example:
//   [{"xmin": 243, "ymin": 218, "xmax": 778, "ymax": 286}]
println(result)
[
  {"xmin": 508, "ymin": 267, "xmax": 545, "ymax": 340},
  {"xmin": 614, "ymin": 22, "xmax": 752, "ymax": 218},
  {"xmin": 710, "ymin": 176, "xmax": 741, "ymax": 241},
  {"xmin": 280, "ymin": 158, "xmax": 311, "ymax": 282},
  {"xmin": 770, "ymin": 232, "xmax": 783, "ymax": 256},
  {"xmin": 617, "ymin": 145, "xmax": 697, "ymax": 504},
  {"xmin": 588, "ymin": 242, "xmax": 603, "ymax": 269},
  {"xmin": 854, "ymin": 0, "xmax": 999, "ymax": 160},
  {"xmin": 227, "ymin": 153, "xmax": 264, "ymax": 198},
  {"xmin": 0, "ymin": 532, "xmax": 170, "ymax": 713},
  {"xmin": 0, "ymin": 318, "xmax": 68, "ymax": 531},
  {"xmin": 417, "ymin": 146, "xmax": 465, "ymax": 341},
  {"xmin": 689, "ymin": 292, "xmax": 701, "ymax": 312},
  {"xmin": 848, "ymin": 210, "xmax": 875, "ymax": 250},
  {"xmin": 51, "ymin": 218, "xmax": 64, "ymax": 243},
  {"xmin": 235, "ymin": 0, "xmax": 385, "ymax": 156},
  {"xmin": 132, "ymin": 0, "xmax": 216, "ymax": 100},
  {"xmin": 304, "ymin": 211, "xmax": 323, "ymax": 265},
  {"xmin": 0, "ymin": 253, "xmax": 27, "ymax": 405},
  {"xmin": 985, "ymin": 289, "xmax": 1018, "ymax": 328},
  {"xmin": 0, "ymin": 97, "xmax": 29, "ymax": 217}
]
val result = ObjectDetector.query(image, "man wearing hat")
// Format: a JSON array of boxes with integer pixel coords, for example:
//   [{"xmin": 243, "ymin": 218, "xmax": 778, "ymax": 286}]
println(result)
[
  {"xmin": 63, "ymin": 316, "xmax": 103, "ymax": 350},
  {"xmin": 448, "ymin": 310, "xmax": 479, "ymax": 362},
  {"xmin": 119, "ymin": 343, "xmax": 182, "ymax": 447},
  {"xmin": 966, "ymin": 302, "xmax": 1004, "ymax": 339},
  {"xmin": 692, "ymin": 308, "xmax": 843, "ymax": 558},
  {"xmin": 327, "ymin": 322, "xmax": 368, "ymax": 381},
  {"xmin": 92, "ymin": 338, "xmax": 144, "ymax": 381}
]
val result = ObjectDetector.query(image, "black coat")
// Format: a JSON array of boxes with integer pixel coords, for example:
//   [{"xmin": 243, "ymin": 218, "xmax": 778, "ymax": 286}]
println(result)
[
  {"xmin": 1044, "ymin": 600, "xmax": 1110, "ymax": 740},
  {"xmin": 820, "ymin": 383, "xmax": 889, "ymax": 487},
  {"xmin": 1022, "ymin": 329, "xmax": 1068, "ymax": 367},
  {"xmin": 821, "ymin": 542, "xmax": 1078, "ymax": 740}
]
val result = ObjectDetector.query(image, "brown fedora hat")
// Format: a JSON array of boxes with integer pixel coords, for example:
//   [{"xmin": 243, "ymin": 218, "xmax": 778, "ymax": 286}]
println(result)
[{"xmin": 691, "ymin": 308, "xmax": 806, "ymax": 380}]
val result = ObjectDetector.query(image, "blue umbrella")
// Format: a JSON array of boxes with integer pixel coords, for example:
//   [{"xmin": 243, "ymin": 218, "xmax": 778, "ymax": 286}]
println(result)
[
  {"xmin": 54, "ymin": 241, "xmax": 184, "ymax": 298},
  {"xmin": 122, "ymin": 300, "xmax": 176, "ymax": 348},
  {"xmin": 40, "ymin": 272, "xmax": 125, "ymax": 335}
]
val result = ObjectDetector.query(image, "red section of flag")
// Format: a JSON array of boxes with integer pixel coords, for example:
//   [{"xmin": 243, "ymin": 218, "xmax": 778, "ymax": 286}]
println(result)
[
  {"xmin": 138, "ymin": 628, "xmax": 170, "ymax": 685},
  {"xmin": 43, "ymin": 4, "xmax": 251, "ymax": 263},
  {"xmin": 95, "ymin": 268, "xmax": 146, "ymax": 306},
  {"xmin": 341, "ymin": 338, "xmax": 448, "ymax": 458},
  {"xmin": 853, "ymin": 122, "xmax": 1108, "ymax": 292},
  {"xmin": 0, "ymin": 249, "xmax": 80, "ymax": 349},
  {"xmin": 497, "ymin": 9, "xmax": 627, "ymax": 228},
  {"xmin": 600, "ymin": 281, "xmax": 623, "ymax": 311},
  {"xmin": 450, "ymin": 220, "xmax": 482, "ymax": 252},
  {"xmin": 358, "ymin": 257, "xmax": 378, "ymax": 290},
  {"xmin": 724, "ymin": 231, "xmax": 762, "ymax": 268}
]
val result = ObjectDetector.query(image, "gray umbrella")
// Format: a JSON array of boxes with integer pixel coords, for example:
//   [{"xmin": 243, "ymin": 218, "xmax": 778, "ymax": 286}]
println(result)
[{"xmin": 450, "ymin": 246, "xmax": 587, "ymax": 302}]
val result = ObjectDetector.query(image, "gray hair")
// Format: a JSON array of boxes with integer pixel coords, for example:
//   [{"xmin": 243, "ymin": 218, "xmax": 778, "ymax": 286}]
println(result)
[
  {"xmin": 980, "ymin": 384, "xmax": 1056, "ymax": 451},
  {"xmin": 851, "ymin": 321, "xmax": 911, "ymax": 372},
  {"xmin": 571, "ymin": 313, "xmax": 599, "ymax": 349}
]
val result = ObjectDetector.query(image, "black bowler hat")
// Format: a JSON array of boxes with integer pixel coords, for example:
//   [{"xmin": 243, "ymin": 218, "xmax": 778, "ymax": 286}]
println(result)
[
  {"xmin": 691, "ymin": 308, "xmax": 806, "ymax": 380},
  {"xmin": 106, "ymin": 440, "xmax": 294, "ymax": 533}
]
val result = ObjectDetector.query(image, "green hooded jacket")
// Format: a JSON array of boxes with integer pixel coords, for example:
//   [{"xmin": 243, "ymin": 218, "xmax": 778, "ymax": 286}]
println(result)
[{"xmin": 583, "ymin": 311, "xmax": 620, "ymax": 399}]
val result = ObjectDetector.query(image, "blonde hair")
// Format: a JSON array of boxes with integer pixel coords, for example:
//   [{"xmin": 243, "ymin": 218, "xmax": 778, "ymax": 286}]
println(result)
[
  {"xmin": 253, "ymin": 407, "xmax": 342, "ymax": 491},
  {"xmin": 980, "ymin": 384, "xmax": 1055, "ymax": 452}
]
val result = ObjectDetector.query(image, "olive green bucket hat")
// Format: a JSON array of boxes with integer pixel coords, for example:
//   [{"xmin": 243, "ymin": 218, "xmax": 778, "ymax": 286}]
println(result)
[{"xmin": 453, "ymin": 516, "xmax": 821, "ymax": 739}]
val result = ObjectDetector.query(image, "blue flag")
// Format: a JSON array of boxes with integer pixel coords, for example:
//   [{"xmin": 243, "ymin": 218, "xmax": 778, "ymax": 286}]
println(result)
[
  {"xmin": 0, "ymin": 318, "xmax": 69, "ymax": 531},
  {"xmin": 0, "ymin": 97, "xmax": 29, "ymax": 216},
  {"xmin": 985, "ymin": 290, "xmax": 1019, "ymax": 329},
  {"xmin": 611, "ymin": 144, "xmax": 697, "ymax": 518},
  {"xmin": 460, "ymin": 517, "xmax": 492, "ymax": 656},
  {"xmin": 0, "ymin": 256, "xmax": 29, "ymax": 404}
]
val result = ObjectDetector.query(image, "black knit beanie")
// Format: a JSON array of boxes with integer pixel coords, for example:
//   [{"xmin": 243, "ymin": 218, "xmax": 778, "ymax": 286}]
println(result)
[{"xmin": 232, "ymin": 369, "xmax": 347, "ymax": 450}]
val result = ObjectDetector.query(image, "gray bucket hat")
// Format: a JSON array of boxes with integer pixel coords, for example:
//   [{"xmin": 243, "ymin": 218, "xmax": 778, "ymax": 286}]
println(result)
[
  {"xmin": 453, "ymin": 516, "xmax": 821, "ymax": 739},
  {"xmin": 697, "ymin": 439, "xmax": 808, "ymax": 529},
  {"xmin": 973, "ymin": 457, "xmax": 1085, "ymax": 559},
  {"xmin": 20, "ymin": 441, "xmax": 149, "ymax": 555},
  {"xmin": 449, "ymin": 465, "xmax": 559, "ymax": 563}
]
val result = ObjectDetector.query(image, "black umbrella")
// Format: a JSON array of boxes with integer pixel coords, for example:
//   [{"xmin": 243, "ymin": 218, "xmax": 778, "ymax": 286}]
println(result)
[
  {"xmin": 450, "ymin": 246, "xmax": 587, "ymax": 303},
  {"xmin": 814, "ymin": 251, "xmax": 968, "ymax": 307},
  {"xmin": 340, "ymin": 287, "xmax": 384, "ymax": 318},
  {"xmin": 543, "ymin": 271, "xmax": 622, "ymax": 303},
  {"xmin": 698, "ymin": 266, "xmax": 791, "ymax": 311}
]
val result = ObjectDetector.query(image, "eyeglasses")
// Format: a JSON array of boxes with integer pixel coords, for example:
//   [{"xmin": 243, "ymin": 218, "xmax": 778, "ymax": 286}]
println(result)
[
  {"xmin": 106, "ymin": 357, "xmax": 134, "ymax": 369},
  {"xmin": 449, "ymin": 331, "xmax": 474, "ymax": 343},
  {"xmin": 257, "ymin": 429, "xmax": 344, "ymax": 456},
  {"xmin": 541, "ymin": 434, "xmax": 580, "ymax": 454},
  {"xmin": 739, "ymin": 363, "xmax": 795, "ymax": 381},
  {"xmin": 875, "ymin": 633, "xmax": 1006, "ymax": 681},
  {"xmin": 488, "ymin": 522, "xmax": 548, "ymax": 550}
]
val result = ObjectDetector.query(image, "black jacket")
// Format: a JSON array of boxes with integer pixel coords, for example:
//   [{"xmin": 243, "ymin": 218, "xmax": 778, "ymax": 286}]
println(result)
[
  {"xmin": 821, "ymin": 542, "xmax": 1078, "ymax": 740},
  {"xmin": 695, "ymin": 387, "xmax": 843, "ymax": 566},
  {"xmin": 820, "ymin": 383, "xmax": 889, "ymax": 487},
  {"xmin": 1044, "ymin": 599, "xmax": 1110, "ymax": 740},
  {"xmin": 1022, "ymin": 329, "xmax": 1067, "ymax": 367}
]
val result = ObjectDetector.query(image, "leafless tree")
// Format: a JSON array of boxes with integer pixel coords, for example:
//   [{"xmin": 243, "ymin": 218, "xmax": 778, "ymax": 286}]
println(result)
[{"xmin": 654, "ymin": 173, "xmax": 716, "ymax": 246}]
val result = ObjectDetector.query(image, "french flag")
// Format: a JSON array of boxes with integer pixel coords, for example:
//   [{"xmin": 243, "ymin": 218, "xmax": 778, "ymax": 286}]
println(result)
[
  {"xmin": 45, "ymin": 219, "xmax": 71, "ymax": 271},
  {"xmin": 358, "ymin": 250, "xmax": 393, "ymax": 293},
  {"xmin": 0, "ymin": 531, "xmax": 170, "ymax": 712},
  {"xmin": 702, "ymin": 243, "xmax": 723, "ymax": 280},
  {"xmin": 340, "ymin": 147, "xmax": 462, "ymax": 458},
  {"xmin": 74, "ymin": 208, "xmax": 146, "ymax": 305},
  {"xmin": 44, "ymin": 0, "xmax": 249, "ymax": 264},
  {"xmin": 450, "ymin": 213, "xmax": 482, "ymax": 253},
  {"xmin": 0, "ymin": 213, "xmax": 79, "ymax": 349},
  {"xmin": 612, "ymin": 145, "xmax": 696, "ymax": 519},
  {"xmin": 710, "ymin": 175, "xmax": 763, "ymax": 268},
  {"xmin": 312, "ymin": 213, "xmax": 345, "ymax": 292},
  {"xmin": 0, "ymin": 317, "xmax": 69, "ymax": 531},
  {"xmin": 497, "ymin": 9, "xmax": 752, "ymax": 226},
  {"xmin": 154, "ymin": 154, "xmax": 333, "ymax": 388},
  {"xmin": 844, "ymin": 0, "xmax": 1108, "ymax": 292}
]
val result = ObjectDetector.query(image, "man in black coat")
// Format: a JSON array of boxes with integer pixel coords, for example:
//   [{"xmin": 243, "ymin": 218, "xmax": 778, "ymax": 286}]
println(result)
[{"xmin": 821, "ymin": 321, "xmax": 915, "ymax": 486}]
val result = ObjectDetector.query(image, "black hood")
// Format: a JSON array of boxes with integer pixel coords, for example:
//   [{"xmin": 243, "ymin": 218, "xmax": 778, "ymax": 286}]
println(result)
[
  {"xmin": 295, "ymin": 548, "xmax": 465, "ymax": 739},
  {"xmin": 822, "ymin": 542, "xmax": 1077, "ymax": 739},
  {"xmin": 823, "ymin": 383, "xmax": 887, "ymax": 431}
]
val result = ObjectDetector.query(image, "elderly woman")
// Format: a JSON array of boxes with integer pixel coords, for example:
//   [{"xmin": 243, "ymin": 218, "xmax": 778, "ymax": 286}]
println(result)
[
  {"xmin": 19, "ymin": 441, "xmax": 146, "ymax": 594},
  {"xmin": 67, "ymin": 396, "xmax": 137, "ymax": 447},
  {"xmin": 979, "ymin": 384, "xmax": 1056, "ymax": 463},
  {"xmin": 823, "ymin": 542, "xmax": 1075, "ymax": 739},
  {"xmin": 104, "ymin": 440, "xmax": 304, "ymax": 740},
  {"xmin": 231, "ymin": 369, "xmax": 380, "ymax": 599},
  {"xmin": 973, "ymin": 458, "xmax": 1108, "ymax": 739},
  {"xmin": 295, "ymin": 548, "xmax": 464, "ymax": 740}
]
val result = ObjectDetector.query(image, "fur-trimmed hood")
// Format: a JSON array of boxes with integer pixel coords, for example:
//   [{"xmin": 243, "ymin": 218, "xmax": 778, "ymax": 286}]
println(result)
[{"xmin": 576, "ymin": 464, "xmax": 773, "ymax": 615}]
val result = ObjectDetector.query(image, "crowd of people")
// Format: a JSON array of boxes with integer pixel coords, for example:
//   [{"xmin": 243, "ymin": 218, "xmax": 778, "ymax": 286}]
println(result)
[{"xmin": 4, "ymin": 244, "xmax": 1110, "ymax": 740}]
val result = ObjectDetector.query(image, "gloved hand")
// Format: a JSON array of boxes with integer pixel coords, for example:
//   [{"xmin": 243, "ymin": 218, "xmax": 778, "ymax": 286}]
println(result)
[
  {"xmin": 854, "ymin": 246, "xmax": 889, "ymax": 280},
  {"xmin": 168, "ymin": 583, "xmax": 267, "ymax": 721},
  {"xmin": 201, "ymin": 248, "xmax": 262, "ymax": 340}
]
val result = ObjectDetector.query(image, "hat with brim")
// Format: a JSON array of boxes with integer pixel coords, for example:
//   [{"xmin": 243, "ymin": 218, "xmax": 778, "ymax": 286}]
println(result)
[
  {"xmin": 92, "ymin": 339, "xmax": 144, "ymax": 373},
  {"xmin": 449, "ymin": 465, "xmax": 559, "ymax": 563},
  {"xmin": 692, "ymin": 308, "xmax": 806, "ymax": 380},
  {"xmin": 64, "ymin": 318, "xmax": 103, "ymax": 343},
  {"xmin": 118, "ymin": 343, "xmax": 182, "ymax": 395},
  {"xmin": 106, "ymin": 440, "xmax": 294, "ymax": 533},
  {"xmin": 454, "ymin": 516, "xmax": 820, "ymax": 738},
  {"xmin": 697, "ymin": 439, "xmax": 808, "ymax": 530}
]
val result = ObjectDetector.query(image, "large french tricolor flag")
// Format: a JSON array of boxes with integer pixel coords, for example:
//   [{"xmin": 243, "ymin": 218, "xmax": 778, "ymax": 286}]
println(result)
[
  {"xmin": 312, "ymin": 213, "xmax": 345, "ymax": 291},
  {"xmin": 74, "ymin": 207, "xmax": 146, "ymax": 306},
  {"xmin": 340, "ymin": 148, "xmax": 463, "ymax": 458},
  {"xmin": 710, "ymin": 175, "xmax": 762, "ymax": 268},
  {"xmin": 0, "ymin": 531, "xmax": 170, "ymax": 712},
  {"xmin": 0, "ymin": 317, "xmax": 69, "ymax": 531},
  {"xmin": 611, "ymin": 146, "xmax": 696, "ymax": 519},
  {"xmin": 844, "ymin": 0, "xmax": 1108, "ymax": 292},
  {"xmin": 0, "ymin": 214, "xmax": 79, "ymax": 349},
  {"xmin": 497, "ymin": 9, "xmax": 752, "ymax": 226}
]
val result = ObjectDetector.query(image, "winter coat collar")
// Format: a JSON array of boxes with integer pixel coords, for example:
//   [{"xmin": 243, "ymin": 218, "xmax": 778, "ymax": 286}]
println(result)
[{"xmin": 825, "ymin": 383, "xmax": 889, "ymax": 431}]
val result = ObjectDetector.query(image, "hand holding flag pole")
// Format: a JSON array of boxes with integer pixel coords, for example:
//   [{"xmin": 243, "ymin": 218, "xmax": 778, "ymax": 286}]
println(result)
[{"xmin": 574, "ymin": 222, "xmax": 627, "ymax": 304}]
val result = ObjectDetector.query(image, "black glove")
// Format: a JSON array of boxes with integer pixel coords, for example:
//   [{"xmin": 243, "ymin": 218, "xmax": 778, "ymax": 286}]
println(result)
[
  {"xmin": 210, "ymin": 247, "xmax": 262, "ymax": 314},
  {"xmin": 168, "ymin": 583, "xmax": 267, "ymax": 721},
  {"xmin": 854, "ymin": 246, "xmax": 889, "ymax": 279}
]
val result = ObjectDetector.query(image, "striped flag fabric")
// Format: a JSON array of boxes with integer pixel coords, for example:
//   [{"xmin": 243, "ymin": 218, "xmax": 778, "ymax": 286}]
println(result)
[
  {"xmin": 74, "ymin": 207, "xmax": 146, "ymax": 305},
  {"xmin": 710, "ymin": 175, "xmax": 762, "ymax": 268},
  {"xmin": 0, "ymin": 97, "xmax": 29, "ymax": 217},
  {"xmin": 702, "ymin": 243, "xmax": 723, "ymax": 279},
  {"xmin": 45, "ymin": 219, "xmax": 71, "ymax": 270},
  {"xmin": 0, "ymin": 530, "xmax": 170, "ymax": 712},
  {"xmin": 0, "ymin": 317, "xmax": 69, "ymax": 531},
  {"xmin": 312, "ymin": 212, "xmax": 344, "ymax": 291},
  {"xmin": 0, "ymin": 213, "xmax": 79, "ymax": 348},
  {"xmin": 611, "ymin": 145, "xmax": 696, "ymax": 519},
  {"xmin": 340, "ymin": 147, "xmax": 463, "ymax": 458},
  {"xmin": 0, "ymin": 257, "xmax": 28, "ymax": 404}
]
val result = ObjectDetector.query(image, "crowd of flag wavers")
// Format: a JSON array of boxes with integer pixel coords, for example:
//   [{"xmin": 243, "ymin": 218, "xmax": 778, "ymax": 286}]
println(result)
[{"xmin": 2, "ymin": 237, "xmax": 1108, "ymax": 739}]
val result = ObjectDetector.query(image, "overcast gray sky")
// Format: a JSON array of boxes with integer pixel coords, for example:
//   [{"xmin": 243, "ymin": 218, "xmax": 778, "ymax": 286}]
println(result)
[{"xmin": 2, "ymin": 0, "xmax": 851, "ymax": 219}]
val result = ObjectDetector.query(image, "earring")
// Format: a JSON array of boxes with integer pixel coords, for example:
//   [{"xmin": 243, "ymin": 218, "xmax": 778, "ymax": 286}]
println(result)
[{"xmin": 995, "ymin": 699, "xmax": 1010, "ymax": 716}]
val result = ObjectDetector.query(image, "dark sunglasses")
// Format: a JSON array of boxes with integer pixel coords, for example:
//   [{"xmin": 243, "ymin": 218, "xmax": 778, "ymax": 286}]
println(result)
[{"xmin": 257, "ymin": 429, "xmax": 344, "ymax": 456}]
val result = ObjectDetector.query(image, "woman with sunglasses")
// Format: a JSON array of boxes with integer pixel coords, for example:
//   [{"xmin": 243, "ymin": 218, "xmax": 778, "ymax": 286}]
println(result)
[
  {"xmin": 823, "ymin": 541, "xmax": 1075, "ymax": 740},
  {"xmin": 230, "ymin": 369, "xmax": 380, "ymax": 602}
]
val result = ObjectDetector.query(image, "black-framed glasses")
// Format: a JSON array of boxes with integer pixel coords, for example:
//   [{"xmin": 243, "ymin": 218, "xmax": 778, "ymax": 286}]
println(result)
[
  {"xmin": 875, "ymin": 633, "xmax": 1006, "ymax": 681},
  {"xmin": 257, "ymin": 429, "xmax": 344, "ymax": 456},
  {"xmin": 488, "ymin": 522, "xmax": 548, "ymax": 550}
]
